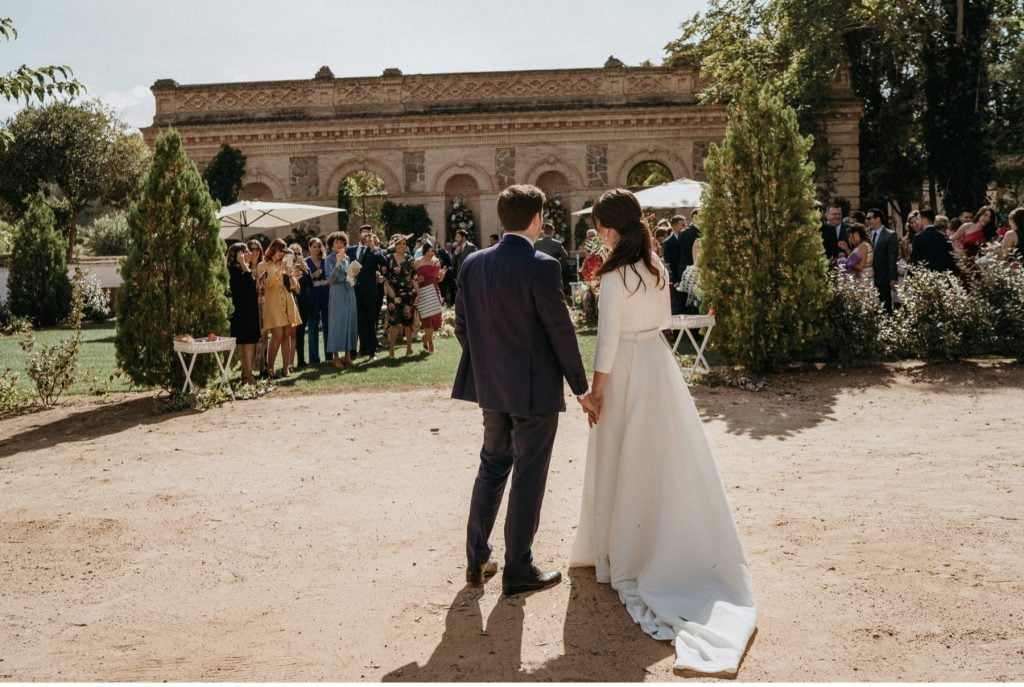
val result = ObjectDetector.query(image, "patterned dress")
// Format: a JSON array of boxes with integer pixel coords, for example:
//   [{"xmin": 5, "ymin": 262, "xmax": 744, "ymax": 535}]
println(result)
[{"xmin": 385, "ymin": 253, "xmax": 416, "ymax": 327}]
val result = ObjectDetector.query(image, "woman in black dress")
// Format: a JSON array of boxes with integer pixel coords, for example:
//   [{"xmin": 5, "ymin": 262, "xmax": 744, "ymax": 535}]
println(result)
[{"xmin": 227, "ymin": 242, "xmax": 261, "ymax": 385}]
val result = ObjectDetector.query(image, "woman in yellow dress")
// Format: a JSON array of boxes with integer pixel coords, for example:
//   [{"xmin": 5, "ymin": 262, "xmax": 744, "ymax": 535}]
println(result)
[{"xmin": 256, "ymin": 238, "xmax": 303, "ymax": 378}]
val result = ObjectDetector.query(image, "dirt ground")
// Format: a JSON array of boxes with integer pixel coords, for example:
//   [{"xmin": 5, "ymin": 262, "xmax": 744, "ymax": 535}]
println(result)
[{"xmin": 1, "ymin": 363, "xmax": 1022, "ymax": 682}]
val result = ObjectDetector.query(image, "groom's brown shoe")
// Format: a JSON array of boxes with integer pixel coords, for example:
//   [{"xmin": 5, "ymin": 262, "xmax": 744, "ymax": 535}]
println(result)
[
  {"xmin": 466, "ymin": 560, "xmax": 498, "ymax": 585},
  {"xmin": 502, "ymin": 567, "xmax": 562, "ymax": 596}
]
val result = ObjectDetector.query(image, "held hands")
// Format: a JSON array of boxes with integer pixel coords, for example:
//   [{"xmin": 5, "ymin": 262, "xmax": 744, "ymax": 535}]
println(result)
[{"xmin": 577, "ymin": 392, "xmax": 603, "ymax": 427}]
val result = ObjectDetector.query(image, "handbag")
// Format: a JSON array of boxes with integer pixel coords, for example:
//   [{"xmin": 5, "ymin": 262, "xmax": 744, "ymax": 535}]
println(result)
[{"xmin": 416, "ymin": 283, "xmax": 443, "ymax": 319}]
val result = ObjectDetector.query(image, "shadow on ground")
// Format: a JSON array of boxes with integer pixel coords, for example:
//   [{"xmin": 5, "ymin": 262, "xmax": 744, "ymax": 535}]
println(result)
[{"xmin": 382, "ymin": 569, "xmax": 674, "ymax": 682}]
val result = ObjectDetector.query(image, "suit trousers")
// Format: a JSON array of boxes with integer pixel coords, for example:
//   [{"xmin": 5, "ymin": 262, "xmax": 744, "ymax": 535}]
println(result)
[
  {"xmin": 354, "ymin": 286, "xmax": 381, "ymax": 356},
  {"xmin": 307, "ymin": 285, "xmax": 330, "ymax": 363},
  {"xmin": 876, "ymin": 282, "xmax": 894, "ymax": 313},
  {"xmin": 466, "ymin": 409, "xmax": 559, "ymax": 579}
]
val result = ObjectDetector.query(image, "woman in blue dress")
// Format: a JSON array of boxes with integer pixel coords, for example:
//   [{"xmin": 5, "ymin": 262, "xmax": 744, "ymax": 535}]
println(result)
[{"xmin": 325, "ymin": 231, "xmax": 358, "ymax": 369}]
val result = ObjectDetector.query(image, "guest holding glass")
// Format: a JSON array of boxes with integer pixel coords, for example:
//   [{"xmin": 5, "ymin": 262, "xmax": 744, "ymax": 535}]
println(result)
[
  {"xmin": 255, "ymin": 238, "xmax": 303, "ymax": 378},
  {"xmin": 325, "ymin": 231, "xmax": 358, "ymax": 369},
  {"xmin": 305, "ymin": 237, "xmax": 330, "ymax": 365},
  {"xmin": 413, "ymin": 242, "xmax": 446, "ymax": 353},
  {"xmin": 226, "ymin": 242, "xmax": 260, "ymax": 386}
]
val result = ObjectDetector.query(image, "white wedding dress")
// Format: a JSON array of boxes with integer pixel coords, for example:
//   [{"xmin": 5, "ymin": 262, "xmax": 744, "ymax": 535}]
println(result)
[{"xmin": 569, "ymin": 257, "xmax": 757, "ymax": 674}]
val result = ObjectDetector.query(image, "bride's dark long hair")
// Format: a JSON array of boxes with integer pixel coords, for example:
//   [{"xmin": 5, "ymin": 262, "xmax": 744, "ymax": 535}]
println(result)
[{"xmin": 593, "ymin": 188, "xmax": 664, "ymax": 292}]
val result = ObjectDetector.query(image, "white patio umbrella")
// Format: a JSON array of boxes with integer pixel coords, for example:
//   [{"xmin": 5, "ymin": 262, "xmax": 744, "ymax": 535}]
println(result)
[
  {"xmin": 216, "ymin": 200, "xmax": 345, "ymax": 241},
  {"xmin": 572, "ymin": 178, "xmax": 706, "ymax": 215}
]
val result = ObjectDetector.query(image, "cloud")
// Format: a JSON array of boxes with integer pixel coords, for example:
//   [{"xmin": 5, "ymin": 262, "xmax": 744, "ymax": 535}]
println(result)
[{"xmin": 97, "ymin": 84, "xmax": 154, "ymax": 132}]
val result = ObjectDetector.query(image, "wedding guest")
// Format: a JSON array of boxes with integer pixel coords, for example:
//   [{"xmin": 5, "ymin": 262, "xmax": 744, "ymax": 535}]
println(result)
[
  {"xmin": 413, "ymin": 242, "xmax": 446, "ymax": 353},
  {"xmin": 488, "ymin": 233, "xmax": 500, "ymax": 247},
  {"xmin": 662, "ymin": 214, "xmax": 687, "ymax": 314},
  {"xmin": 247, "ymin": 239, "xmax": 264, "ymax": 271},
  {"xmin": 325, "ymin": 231, "xmax": 357, "ymax": 369},
  {"xmin": 866, "ymin": 208, "xmax": 898, "ymax": 312},
  {"xmin": 679, "ymin": 236, "xmax": 704, "ymax": 310},
  {"xmin": 652, "ymin": 227, "xmax": 670, "ymax": 257},
  {"xmin": 305, "ymin": 237, "xmax": 330, "ymax": 365},
  {"xmin": 289, "ymin": 243, "xmax": 313, "ymax": 369},
  {"xmin": 911, "ymin": 208, "xmax": 956, "ymax": 272},
  {"xmin": 226, "ymin": 242, "xmax": 259, "ymax": 386},
  {"xmin": 676, "ymin": 214, "xmax": 701, "ymax": 312},
  {"xmin": 280, "ymin": 247, "xmax": 303, "ymax": 371},
  {"xmin": 384, "ymin": 233, "xmax": 418, "ymax": 357},
  {"xmin": 247, "ymin": 238, "xmax": 268, "ymax": 375},
  {"xmin": 438, "ymin": 240, "xmax": 456, "ymax": 305},
  {"xmin": 820, "ymin": 203, "xmax": 850, "ymax": 261},
  {"xmin": 1003, "ymin": 207, "xmax": 1023, "ymax": 262},
  {"xmin": 839, "ymin": 224, "xmax": 872, "ymax": 279},
  {"xmin": 949, "ymin": 217, "xmax": 964, "ymax": 236},
  {"xmin": 413, "ymin": 237, "xmax": 425, "ymax": 259},
  {"xmin": 950, "ymin": 205, "xmax": 997, "ymax": 258},
  {"xmin": 850, "ymin": 210, "xmax": 866, "ymax": 226},
  {"xmin": 452, "ymin": 229, "xmax": 477, "ymax": 299},
  {"xmin": 256, "ymin": 238, "xmax": 303, "ymax": 378},
  {"xmin": 900, "ymin": 210, "xmax": 921, "ymax": 262},
  {"xmin": 347, "ymin": 226, "xmax": 387, "ymax": 360}
]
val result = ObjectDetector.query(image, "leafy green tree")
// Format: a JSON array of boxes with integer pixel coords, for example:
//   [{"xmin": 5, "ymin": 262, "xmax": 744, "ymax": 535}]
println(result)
[
  {"xmin": 337, "ymin": 171, "xmax": 386, "ymax": 233},
  {"xmin": 83, "ymin": 211, "xmax": 131, "ymax": 256},
  {"xmin": 0, "ymin": 100, "xmax": 150, "ymax": 260},
  {"xmin": 116, "ymin": 129, "xmax": 229, "ymax": 391},
  {"xmin": 700, "ymin": 77, "xmax": 829, "ymax": 372},
  {"xmin": 202, "ymin": 143, "xmax": 246, "ymax": 206},
  {"xmin": 0, "ymin": 16, "xmax": 84, "ymax": 149},
  {"xmin": 8, "ymin": 193, "xmax": 71, "ymax": 326},
  {"xmin": 380, "ymin": 201, "xmax": 432, "ymax": 237}
]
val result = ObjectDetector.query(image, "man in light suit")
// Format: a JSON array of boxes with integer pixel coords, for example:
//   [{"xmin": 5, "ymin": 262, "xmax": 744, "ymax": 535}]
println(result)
[
  {"xmin": 865, "ymin": 208, "xmax": 898, "ymax": 312},
  {"xmin": 453, "ymin": 184, "xmax": 589, "ymax": 596}
]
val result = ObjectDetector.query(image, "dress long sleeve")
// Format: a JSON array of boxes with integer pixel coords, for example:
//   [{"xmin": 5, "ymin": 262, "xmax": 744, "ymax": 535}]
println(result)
[
  {"xmin": 593, "ymin": 269, "xmax": 624, "ymax": 374},
  {"xmin": 327, "ymin": 254, "xmax": 348, "ymax": 284}
]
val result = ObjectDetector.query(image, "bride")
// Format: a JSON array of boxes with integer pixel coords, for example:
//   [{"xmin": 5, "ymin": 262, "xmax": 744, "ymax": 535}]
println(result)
[{"xmin": 571, "ymin": 189, "xmax": 757, "ymax": 675}]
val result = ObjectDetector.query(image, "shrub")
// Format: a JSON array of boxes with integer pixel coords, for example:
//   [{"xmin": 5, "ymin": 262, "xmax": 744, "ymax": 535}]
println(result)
[
  {"xmin": 970, "ymin": 248, "xmax": 1024, "ymax": 360},
  {"xmin": 84, "ymin": 211, "xmax": 131, "ymax": 256},
  {"xmin": 73, "ymin": 268, "xmax": 111, "ymax": 323},
  {"xmin": 0, "ymin": 218, "xmax": 13, "ymax": 254},
  {"xmin": 700, "ymin": 75, "xmax": 830, "ymax": 372},
  {"xmin": 116, "ymin": 128, "xmax": 230, "ymax": 391},
  {"xmin": 0, "ymin": 365, "xmax": 30, "ymax": 414},
  {"xmin": 18, "ymin": 278, "xmax": 84, "ymax": 407},
  {"xmin": 822, "ymin": 273, "xmax": 891, "ymax": 365},
  {"xmin": 893, "ymin": 267, "xmax": 987, "ymax": 360},
  {"xmin": 8, "ymin": 193, "xmax": 72, "ymax": 326}
]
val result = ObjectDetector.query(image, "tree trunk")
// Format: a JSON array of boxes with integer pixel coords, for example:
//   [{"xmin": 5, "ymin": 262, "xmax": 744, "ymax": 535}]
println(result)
[
  {"xmin": 955, "ymin": 0, "xmax": 965, "ymax": 44},
  {"xmin": 66, "ymin": 210, "xmax": 80, "ymax": 263}
]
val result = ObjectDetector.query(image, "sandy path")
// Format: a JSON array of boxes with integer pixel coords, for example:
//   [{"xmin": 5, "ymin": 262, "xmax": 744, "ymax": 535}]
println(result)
[{"xmin": 1, "ymin": 364, "xmax": 1022, "ymax": 681}]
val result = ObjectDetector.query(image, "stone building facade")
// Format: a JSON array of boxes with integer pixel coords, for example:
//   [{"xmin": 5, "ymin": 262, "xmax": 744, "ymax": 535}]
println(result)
[{"xmin": 143, "ymin": 62, "xmax": 861, "ymax": 245}]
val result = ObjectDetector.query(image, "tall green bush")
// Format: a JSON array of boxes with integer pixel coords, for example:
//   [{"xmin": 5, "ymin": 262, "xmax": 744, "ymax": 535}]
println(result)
[
  {"xmin": 116, "ymin": 128, "xmax": 229, "ymax": 391},
  {"xmin": 700, "ymin": 76, "xmax": 830, "ymax": 372},
  {"xmin": 380, "ymin": 200, "xmax": 432, "ymax": 237},
  {"xmin": 8, "ymin": 193, "xmax": 72, "ymax": 326},
  {"xmin": 822, "ymin": 272, "xmax": 891, "ymax": 366},
  {"xmin": 202, "ymin": 143, "xmax": 246, "ymax": 206},
  {"xmin": 893, "ymin": 267, "xmax": 986, "ymax": 360},
  {"xmin": 970, "ymin": 249, "xmax": 1024, "ymax": 360},
  {"xmin": 84, "ymin": 211, "xmax": 131, "ymax": 255}
]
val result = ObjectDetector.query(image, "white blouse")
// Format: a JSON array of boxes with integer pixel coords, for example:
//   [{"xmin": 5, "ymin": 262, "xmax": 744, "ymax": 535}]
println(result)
[{"xmin": 593, "ymin": 255, "xmax": 672, "ymax": 373}]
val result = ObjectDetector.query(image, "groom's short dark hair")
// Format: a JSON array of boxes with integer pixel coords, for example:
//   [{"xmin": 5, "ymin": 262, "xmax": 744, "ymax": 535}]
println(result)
[{"xmin": 498, "ymin": 184, "xmax": 546, "ymax": 233}]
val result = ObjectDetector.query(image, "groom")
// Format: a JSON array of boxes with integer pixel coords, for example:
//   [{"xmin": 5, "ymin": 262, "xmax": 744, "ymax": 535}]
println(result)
[{"xmin": 452, "ymin": 184, "xmax": 589, "ymax": 596}]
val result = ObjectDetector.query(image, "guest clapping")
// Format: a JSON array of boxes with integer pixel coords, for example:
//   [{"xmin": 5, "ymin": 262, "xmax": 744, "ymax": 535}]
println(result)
[
  {"xmin": 227, "ymin": 242, "xmax": 260, "ymax": 386},
  {"xmin": 325, "ymin": 232, "xmax": 358, "ymax": 369}
]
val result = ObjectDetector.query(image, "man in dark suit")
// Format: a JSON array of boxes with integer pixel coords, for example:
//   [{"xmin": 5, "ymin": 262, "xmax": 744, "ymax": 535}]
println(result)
[
  {"xmin": 820, "ymin": 203, "xmax": 850, "ymax": 262},
  {"xmin": 662, "ymin": 215, "xmax": 686, "ymax": 315},
  {"xmin": 910, "ymin": 208, "xmax": 957, "ymax": 273},
  {"xmin": 535, "ymin": 222, "xmax": 572, "ymax": 297},
  {"xmin": 437, "ymin": 240, "xmax": 455, "ymax": 306},
  {"xmin": 865, "ymin": 208, "xmax": 898, "ymax": 312},
  {"xmin": 675, "ymin": 215, "xmax": 701, "ymax": 313},
  {"xmin": 451, "ymin": 229, "xmax": 477, "ymax": 302},
  {"xmin": 453, "ymin": 184, "xmax": 589, "ymax": 596},
  {"xmin": 347, "ymin": 225, "xmax": 387, "ymax": 359}
]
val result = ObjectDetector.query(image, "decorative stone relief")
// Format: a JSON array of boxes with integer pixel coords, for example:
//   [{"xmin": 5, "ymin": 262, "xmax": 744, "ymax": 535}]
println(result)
[
  {"xmin": 495, "ymin": 147, "xmax": 516, "ymax": 188},
  {"xmin": 692, "ymin": 142, "xmax": 712, "ymax": 182},
  {"xmin": 586, "ymin": 145, "xmax": 608, "ymax": 188},
  {"xmin": 289, "ymin": 156, "xmax": 319, "ymax": 198},
  {"xmin": 404, "ymin": 151, "xmax": 426, "ymax": 192}
]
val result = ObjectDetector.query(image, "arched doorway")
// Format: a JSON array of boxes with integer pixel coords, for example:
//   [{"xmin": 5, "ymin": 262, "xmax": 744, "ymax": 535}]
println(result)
[
  {"xmin": 626, "ymin": 161, "xmax": 673, "ymax": 189},
  {"xmin": 536, "ymin": 170, "xmax": 571, "ymax": 244},
  {"xmin": 444, "ymin": 173, "xmax": 480, "ymax": 244},
  {"xmin": 338, "ymin": 170, "xmax": 388, "ymax": 240},
  {"xmin": 238, "ymin": 182, "xmax": 273, "ymax": 201}
]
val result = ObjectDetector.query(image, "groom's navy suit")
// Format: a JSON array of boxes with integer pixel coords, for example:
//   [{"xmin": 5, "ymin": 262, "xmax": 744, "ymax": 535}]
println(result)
[{"xmin": 453, "ymin": 233, "xmax": 588, "ymax": 579}]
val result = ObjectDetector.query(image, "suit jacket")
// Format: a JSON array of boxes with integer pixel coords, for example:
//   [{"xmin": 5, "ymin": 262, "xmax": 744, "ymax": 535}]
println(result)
[
  {"xmin": 662, "ymin": 233, "xmax": 682, "ymax": 283},
  {"xmin": 346, "ymin": 244, "xmax": 386, "ymax": 293},
  {"xmin": 535, "ymin": 235, "xmax": 569, "ymax": 264},
  {"xmin": 911, "ymin": 226, "xmax": 956, "ymax": 272},
  {"xmin": 820, "ymin": 222, "xmax": 850, "ymax": 261},
  {"xmin": 677, "ymin": 225, "xmax": 701, "ymax": 273},
  {"xmin": 453, "ymin": 241, "xmax": 477, "ymax": 275},
  {"xmin": 452, "ymin": 234, "xmax": 588, "ymax": 414},
  {"xmin": 870, "ymin": 226, "xmax": 898, "ymax": 286}
]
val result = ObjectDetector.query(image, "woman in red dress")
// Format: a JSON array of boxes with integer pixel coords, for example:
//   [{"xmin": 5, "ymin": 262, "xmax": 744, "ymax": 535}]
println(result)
[{"xmin": 413, "ymin": 242, "xmax": 447, "ymax": 353}]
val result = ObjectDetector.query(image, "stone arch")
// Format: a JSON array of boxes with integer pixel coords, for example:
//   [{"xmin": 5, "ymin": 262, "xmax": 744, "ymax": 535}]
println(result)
[
  {"xmin": 430, "ymin": 160, "xmax": 496, "ymax": 194},
  {"xmin": 522, "ymin": 157, "xmax": 586, "ymax": 190},
  {"xmin": 443, "ymin": 173, "xmax": 483, "ymax": 243},
  {"xmin": 240, "ymin": 169, "xmax": 286, "ymax": 199},
  {"xmin": 325, "ymin": 157, "xmax": 402, "ymax": 197},
  {"xmin": 238, "ymin": 182, "xmax": 274, "ymax": 201},
  {"xmin": 614, "ymin": 147, "xmax": 690, "ymax": 187}
]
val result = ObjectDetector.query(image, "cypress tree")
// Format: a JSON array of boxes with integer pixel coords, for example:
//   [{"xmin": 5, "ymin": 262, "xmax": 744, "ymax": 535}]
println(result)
[
  {"xmin": 116, "ymin": 128, "xmax": 229, "ymax": 391},
  {"xmin": 700, "ymin": 76, "xmax": 830, "ymax": 373},
  {"xmin": 8, "ymin": 193, "xmax": 72, "ymax": 326},
  {"xmin": 202, "ymin": 143, "xmax": 246, "ymax": 206}
]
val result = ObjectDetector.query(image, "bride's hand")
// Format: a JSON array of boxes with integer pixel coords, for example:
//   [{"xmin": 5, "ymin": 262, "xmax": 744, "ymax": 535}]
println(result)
[{"xmin": 578, "ymin": 392, "xmax": 602, "ymax": 426}]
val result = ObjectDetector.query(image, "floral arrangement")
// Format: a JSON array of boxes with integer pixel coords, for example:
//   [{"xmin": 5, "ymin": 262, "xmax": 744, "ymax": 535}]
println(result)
[
  {"xmin": 448, "ymin": 194, "xmax": 475, "ymax": 240},
  {"xmin": 543, "ymin": 193, "xmax": 569, "ymax": 240},
  {"xmin": 573, "ymin": 237, "xmax": 606, "ymax": 328}
]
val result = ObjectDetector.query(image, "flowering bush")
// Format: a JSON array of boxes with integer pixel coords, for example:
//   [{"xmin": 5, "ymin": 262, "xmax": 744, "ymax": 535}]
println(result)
[
  {"xmin": 968, "ymin": 247, "xmax": 1024, "ymax": 360},
  {"xmin": 447, "ymin": 194, "xmax": 475, "ymax": 241},
  {"xmin": 543, "ymin": 193, "xmax": 568, "ymax": 240},
  {"xmin": 821, "ymin": 272, "xmax": 892, "ymax": 365},
  {"xmin": 892, "ymin": 267, "xmax": 987, "ymax": 360},
  {"xmin": 73, "ymin": 268, "xmax": 111, "ymax": 323}
]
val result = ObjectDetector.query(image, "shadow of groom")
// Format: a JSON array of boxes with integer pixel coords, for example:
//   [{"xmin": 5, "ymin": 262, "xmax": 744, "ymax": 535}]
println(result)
[{"xmin": 382, "ymin": 569, "xmax": 675, "ymax": 682}]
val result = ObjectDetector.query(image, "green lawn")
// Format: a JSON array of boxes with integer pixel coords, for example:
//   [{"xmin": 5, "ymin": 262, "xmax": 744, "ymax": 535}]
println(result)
[{"xmin": 0, "ymin": 321, "xmax": 602, "ymax": 396}]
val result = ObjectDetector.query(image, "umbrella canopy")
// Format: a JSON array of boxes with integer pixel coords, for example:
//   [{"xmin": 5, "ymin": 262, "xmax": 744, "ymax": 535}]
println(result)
[
  {"xmin": 572, "ymin": 178, "xmax": 706, "ymax": 215},
  {"xmin": 216, "ymin": 200, "xmax": 345, "ymax": 241}
]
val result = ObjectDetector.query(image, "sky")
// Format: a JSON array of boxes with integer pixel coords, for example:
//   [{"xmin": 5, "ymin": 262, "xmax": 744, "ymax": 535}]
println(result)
[{"xmin": 1, "ymin": 0, "xmax": 708, "ymax": 131}]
